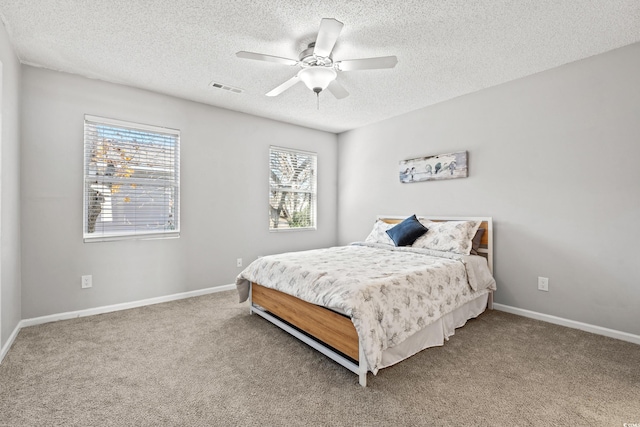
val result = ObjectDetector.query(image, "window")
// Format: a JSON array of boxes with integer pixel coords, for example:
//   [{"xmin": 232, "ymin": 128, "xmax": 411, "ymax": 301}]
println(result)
[
  {"xmin": 269, "ymin": 146, "xmax": 317, "ymax": 230},
  {"xmin": 83, "ymin": 115, "xmax": 180, "ymax": 242}
]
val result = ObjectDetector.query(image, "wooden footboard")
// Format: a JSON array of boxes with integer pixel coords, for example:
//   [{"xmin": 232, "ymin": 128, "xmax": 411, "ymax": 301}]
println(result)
[{"xmin": 251, "ymin": 283, "xmax": 359, "ymax": 360}]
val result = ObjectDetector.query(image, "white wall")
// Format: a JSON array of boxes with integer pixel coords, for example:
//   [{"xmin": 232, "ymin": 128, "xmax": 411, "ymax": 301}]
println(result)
[
  {"xmin": 337, "ymin": 43, "xmax": 640, "ymax": 336},
  {"xmin": 20, "ymin": 66, "xmax": 337, "ymax": 319},
  {"xmin": 0, "ymin": 22, "xmax": 21, "ymax": 349}
]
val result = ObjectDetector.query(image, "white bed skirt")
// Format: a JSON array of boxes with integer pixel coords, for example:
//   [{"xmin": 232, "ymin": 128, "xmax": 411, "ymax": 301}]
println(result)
[{"xmin": 378, "ymin": 291, "xmax": 490, "ymax": 369}]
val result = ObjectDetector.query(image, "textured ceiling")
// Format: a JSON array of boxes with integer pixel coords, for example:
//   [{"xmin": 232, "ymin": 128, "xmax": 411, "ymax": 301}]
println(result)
[{"xmin": 1, "ymin": 1, "xmax": 639, "ymax": 133}]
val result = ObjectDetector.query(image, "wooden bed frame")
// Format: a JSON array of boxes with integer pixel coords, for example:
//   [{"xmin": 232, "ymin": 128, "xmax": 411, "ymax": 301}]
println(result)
[{"xmin": 249, "ymin": 216, "xmax": 493, "ymax": 387}]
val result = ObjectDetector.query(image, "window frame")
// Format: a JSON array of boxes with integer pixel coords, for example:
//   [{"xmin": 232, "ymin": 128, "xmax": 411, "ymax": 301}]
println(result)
[
  {"xmin": 269, "ymin": 146, "xmax": 317, "ymax": 232},
  {"xmin": 83, "ymin": 114, "xmax": 180, "ymax": 242}
]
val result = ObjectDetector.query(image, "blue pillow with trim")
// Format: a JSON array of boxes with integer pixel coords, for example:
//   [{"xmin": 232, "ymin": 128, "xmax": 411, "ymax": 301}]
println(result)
[{"xmin": 386, "ymin": 215, "xmax": 429, "ymax": 247}]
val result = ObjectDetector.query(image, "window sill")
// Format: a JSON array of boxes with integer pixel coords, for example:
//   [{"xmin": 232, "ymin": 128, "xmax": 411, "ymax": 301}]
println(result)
[
  {"xmin": 83, "ymin": 231, "xmax": 180, "ymax": 243},
  {"xmin": 269, "ymin": 227, "xmax": 317, "ymax": 233}
]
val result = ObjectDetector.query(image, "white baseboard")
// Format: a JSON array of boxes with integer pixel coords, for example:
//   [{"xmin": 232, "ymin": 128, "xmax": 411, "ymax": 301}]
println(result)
[
  {"xmin": 0, "ymin": 322, "xmax": 22, "ymax": 365},
  {"xmin": 0, "ymin": 284, "xmax": 235, "ymax": 364},
  {"xmin": 493, "ymin": 303, "xmax": 640, "ymax": 345}
]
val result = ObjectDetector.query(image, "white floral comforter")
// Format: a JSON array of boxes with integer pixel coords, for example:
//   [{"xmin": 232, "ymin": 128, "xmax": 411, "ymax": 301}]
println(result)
[{"xmin": 235, "ymin": 242, "xmax": 496, "ymax": 374}]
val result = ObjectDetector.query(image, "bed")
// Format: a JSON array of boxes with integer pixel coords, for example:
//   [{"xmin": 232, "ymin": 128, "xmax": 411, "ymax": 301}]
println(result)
[{"xmin": 236, "ymin": 216, "xmax": 496, "ymax": 387}]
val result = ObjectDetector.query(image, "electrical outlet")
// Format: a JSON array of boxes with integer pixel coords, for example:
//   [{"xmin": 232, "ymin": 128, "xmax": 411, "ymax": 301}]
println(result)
[
  {"xmin": 538, "ymin": 276, "xmax": 549, "ymax": 292},
  {"xmin": 236, "ymin": 258, "xmax": 243, "ymax": 268},
  {"xmin": 81, "ymin": 275, "xmax": 92, "ymax": 289}
]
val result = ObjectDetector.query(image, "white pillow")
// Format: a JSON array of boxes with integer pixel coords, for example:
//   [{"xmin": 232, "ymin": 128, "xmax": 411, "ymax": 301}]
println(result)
[
  {"xmin": 364, "ymin": 220, "xmax": 395, "ymax": 245},
  {"xmin": 418, "ymin": 218, "xmax": 432, "ymax": 227},
  {"xmin": 412, "ymin": 220, "xmax": 481, "ymax": 255}
]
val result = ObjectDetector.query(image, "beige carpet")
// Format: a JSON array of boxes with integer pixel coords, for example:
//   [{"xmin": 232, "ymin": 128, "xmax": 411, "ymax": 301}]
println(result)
[{"xmin": 1, "ymin": 290, "xmax": 638, "ymax": 426}]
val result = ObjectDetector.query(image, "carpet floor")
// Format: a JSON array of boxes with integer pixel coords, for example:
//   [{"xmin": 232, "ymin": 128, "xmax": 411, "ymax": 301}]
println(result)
[{"xmin": 0, "ymin": 290, "xmax": 638, "ymax": 426}]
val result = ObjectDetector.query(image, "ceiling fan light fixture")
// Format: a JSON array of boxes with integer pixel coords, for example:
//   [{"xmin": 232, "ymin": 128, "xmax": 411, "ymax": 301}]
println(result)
[{"xmin": 299, "ymin": 67, "xmax": 337, "ymax": 93}]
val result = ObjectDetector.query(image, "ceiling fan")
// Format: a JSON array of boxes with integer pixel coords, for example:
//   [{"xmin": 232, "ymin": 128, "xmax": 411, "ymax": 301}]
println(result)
[{"xmin": 236, "ymin": 18, "xmax": 398, "ymax": 100}]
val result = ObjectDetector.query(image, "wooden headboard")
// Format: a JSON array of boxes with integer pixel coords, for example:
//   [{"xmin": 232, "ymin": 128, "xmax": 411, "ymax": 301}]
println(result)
[{"xmin": 378, "ymin": 215, "xmax": 493, "ymax": 274}]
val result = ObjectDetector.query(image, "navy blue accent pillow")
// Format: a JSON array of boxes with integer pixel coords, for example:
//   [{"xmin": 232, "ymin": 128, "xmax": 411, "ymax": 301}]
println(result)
[{"xmin": 386, "ymin": 215, "xmax": 429, "ymax": 247}]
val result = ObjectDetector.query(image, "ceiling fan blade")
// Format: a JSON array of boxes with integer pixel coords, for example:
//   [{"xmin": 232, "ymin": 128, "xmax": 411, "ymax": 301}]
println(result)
[
  {"xmin": 236, "ymin": 51, "xmax": 299, "ymax": 66},
  {"xmin": 337, "ymin": 56, "xmax": 398, "ymax": 71},
  {"xmin": 313, "ymin": 18, "xmax": 344, "ymax": 57},
  {"xmin": 266, "ymin": 75, "xmax": 301, "ymax": 97},
  {"xmin": 327, "ymin": 80, "xmax": 349, "ymax": 99}
]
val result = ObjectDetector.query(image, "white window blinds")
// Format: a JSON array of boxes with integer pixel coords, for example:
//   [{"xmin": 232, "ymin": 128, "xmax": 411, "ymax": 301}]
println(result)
[
  {"xmin": 269, "ymin": 146, "xmax": 317, "ymax": 230},
  {"xmin": 83, "ymin": 115, "xmax": 180, "ymax": 242}
]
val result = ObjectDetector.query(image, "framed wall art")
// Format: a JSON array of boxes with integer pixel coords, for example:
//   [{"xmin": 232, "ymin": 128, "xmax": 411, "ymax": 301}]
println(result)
[{"xmin": 399, "ymin": 151, "xmax": 468, "ymax": 183}]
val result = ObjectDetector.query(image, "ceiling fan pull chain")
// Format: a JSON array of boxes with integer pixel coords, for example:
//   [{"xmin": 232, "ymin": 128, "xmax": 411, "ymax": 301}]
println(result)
[{"xmin": 316, "ymin": 91, "xmax": 320, "ymax": 110}]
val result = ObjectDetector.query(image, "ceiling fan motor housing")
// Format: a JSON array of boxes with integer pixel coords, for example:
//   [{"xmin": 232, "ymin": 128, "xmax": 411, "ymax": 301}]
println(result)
[{"xmin": 299, "ymin": 42, "xmax": 334, "ymax": 68}]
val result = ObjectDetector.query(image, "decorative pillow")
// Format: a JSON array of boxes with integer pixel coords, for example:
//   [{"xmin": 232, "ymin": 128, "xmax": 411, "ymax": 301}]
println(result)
[
  {"xmin": 470, "ymin": 228, "xmax": 485, "ymax": 255},
  {"xmin": 385, "ymin": 215, "xmax": 429, "ymax": 247},
  {"xmin": 412, "ymin": 220, "xmax": 481, "ymax": 255},
  {"xmin": 364, "ymin": 220, "xmax": 395, "ymax": 245}
]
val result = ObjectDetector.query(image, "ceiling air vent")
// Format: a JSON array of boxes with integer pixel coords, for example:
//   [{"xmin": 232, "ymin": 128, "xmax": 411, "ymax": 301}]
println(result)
[{"xmin": 209, "ymin": 81, "xmax": 244, "ymax": 94}]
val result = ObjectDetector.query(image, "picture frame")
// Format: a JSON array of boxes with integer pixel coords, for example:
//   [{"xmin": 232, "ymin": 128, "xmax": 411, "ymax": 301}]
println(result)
[{"xmin": 399, "ymin": 151, "xmax": 468, "ymax": 183}]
